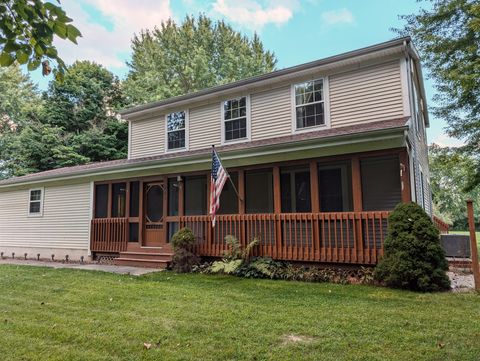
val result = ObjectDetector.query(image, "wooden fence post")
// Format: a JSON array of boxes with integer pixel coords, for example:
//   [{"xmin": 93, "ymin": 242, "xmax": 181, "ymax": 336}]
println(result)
[{"xmin": 466, "ymin": 199, "xmax": 480, "ymax": 290}]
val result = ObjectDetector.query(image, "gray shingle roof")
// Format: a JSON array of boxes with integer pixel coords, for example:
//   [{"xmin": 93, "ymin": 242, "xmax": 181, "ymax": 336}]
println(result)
[{"xmin": 0, "ymin": 117, "xmax": 410, "ymax": 187}]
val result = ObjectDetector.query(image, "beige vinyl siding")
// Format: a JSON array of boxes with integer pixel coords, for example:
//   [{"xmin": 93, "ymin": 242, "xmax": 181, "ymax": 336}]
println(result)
[
  {"xmin": 189, "ymin": 103, "xmax": 221, "ymax": 150},
  {"xmin": 0, "ymin": 182, "xmax": 91, "ymax": 250},
  {"xmin": 130, "ymin": 117, "xmax": 164, "ymax": 159},
  {"xmin": 329, "ymin": 61, "xmax": 404, "ymax": 127},
  {"xmin": 251, "ymin": 85, "xmax": 291, "ymax": 140}
]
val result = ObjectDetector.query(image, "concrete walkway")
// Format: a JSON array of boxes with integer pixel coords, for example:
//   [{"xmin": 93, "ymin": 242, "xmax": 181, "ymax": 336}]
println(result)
[{"xmin": 0, "ymin": 259, "xmax": 162, "ymax": 276}]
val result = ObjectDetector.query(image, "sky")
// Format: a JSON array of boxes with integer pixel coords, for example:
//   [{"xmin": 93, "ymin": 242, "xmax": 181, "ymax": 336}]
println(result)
[{"xmin": 28, "ymin": 0, "xmax": 464, "ymax": 147}]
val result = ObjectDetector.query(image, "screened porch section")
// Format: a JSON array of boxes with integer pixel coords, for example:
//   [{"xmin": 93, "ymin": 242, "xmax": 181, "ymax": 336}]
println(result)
[{"xmin": 90, "ymin": 149, "xmax": 411, "ymax": 265}]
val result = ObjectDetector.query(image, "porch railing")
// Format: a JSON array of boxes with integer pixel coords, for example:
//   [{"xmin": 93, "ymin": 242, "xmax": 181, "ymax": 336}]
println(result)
[
  {"xmin": 179, "ymin": 211, "xmax": 390, "ymax": 265},
  {"xmin": 90, "ymin": 218, "xmax": 128, "ymax": 252},
  {"xmin": 432, "ymin": 215, "xmax": 449, "ymax": 234}
]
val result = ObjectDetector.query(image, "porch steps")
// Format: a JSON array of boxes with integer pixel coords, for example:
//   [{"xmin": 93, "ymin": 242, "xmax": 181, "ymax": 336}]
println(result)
[
  {"xmin": 114, "ymin": 244, "xmax": 174, "ymax": 268},
  {"xmin": 115, "ymin": 257, "xmax": 170, "ymax": 269}
]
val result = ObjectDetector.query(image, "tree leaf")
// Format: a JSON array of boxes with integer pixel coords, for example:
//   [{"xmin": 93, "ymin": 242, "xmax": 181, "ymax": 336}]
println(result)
[
  {"xmin": 66, "ymin": 24, "xmax": 82, "ymax": 44},
  {"xmin": 16, "ymin": 50, "xmax": 29, "ymax": 64},
  {"xmin": 27, "ymin": 58, "xmax": 41, "ymax": 71},
  {"xmin": 53, "ymin": 22, "xmax": 67, "ymax": 39},
  {"xmin": 0, "ymin": 52, "xmax": 15, "ymax": 66}
]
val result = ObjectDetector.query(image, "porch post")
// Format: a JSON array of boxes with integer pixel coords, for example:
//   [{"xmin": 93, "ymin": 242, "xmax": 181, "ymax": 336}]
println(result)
[
  {"xmin": 273, "ymin": 166, "xmax": 282, "ymax": 258},
  {"xmin": 162, "ymin": 176, "xmax": 168, "ymax": 243},
  {"xmin": 125, "ymin": 181, "xmax": 130, "ymax": 243},
  {"xmin": 399, "ymin": 149, "xmax": 412, "ymax": 203},
  {"xmin": 351, "ymin": 156, "xmax": 363, "ymax": 263},
  {"xmin": 309, "ymin": 160, "xmax": 320, "ymax": 261},
  {"xmin": 138, "ymin": 181, "xmax": 144, "ymax": 244}
]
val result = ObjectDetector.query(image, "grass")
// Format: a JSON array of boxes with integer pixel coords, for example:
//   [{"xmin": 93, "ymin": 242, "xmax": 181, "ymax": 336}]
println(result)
[{"xmin": 0, "ymin": 266, "xmax": 479, "ymax": 361}]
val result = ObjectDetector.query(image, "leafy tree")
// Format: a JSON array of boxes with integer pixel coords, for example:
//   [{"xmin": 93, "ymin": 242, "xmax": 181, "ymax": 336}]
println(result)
[
  {"xmin": 374, "ymin": 202, "xmax": 450, "ymax": 292},
  {"xmin": 0, "ymin": 121, "xmax": 88, "ymax": 178},
  {"xmin": 429, "ymin": 144, "xmax": 480, "ymax": 228},
  {"xmin": 0, "ymin": 64, "xmax": 41, "ymax": 130},
  {"xmin": 124, "ymin": 15, "xmax": 277, "ymax": 105},
  {"xmin": 399, "ymin": 0, "xmax": 480, "ymax": 189},
  {"xmin": 42, "ymin": 60, "xmax": 125, "ymax": 133},
  {"xmin": 71, "ymin": 119, "xmax": 128, "ymax": 163},
  {"xmin": 0, "ymin": 0, "xmax": 81, "ymax": 77},
  {"xmin": 0, "ymin": 61, "xmax": 128, "ymax": 178}
]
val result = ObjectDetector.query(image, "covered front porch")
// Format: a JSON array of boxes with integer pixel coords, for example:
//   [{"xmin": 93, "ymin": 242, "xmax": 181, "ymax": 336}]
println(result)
[{"xmin": 90, "ymin": 148, "xmax": 412, "ymax": 266}]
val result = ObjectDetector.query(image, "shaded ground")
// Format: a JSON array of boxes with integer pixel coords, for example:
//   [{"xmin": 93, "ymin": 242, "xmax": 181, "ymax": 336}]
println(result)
[
  {"xmin": 0, "ymin": 258, "xmax": 160, "ymax": 276},
  {"xmin": 0, "ymin": 265, "xmax": 479, "ymax": 361}
]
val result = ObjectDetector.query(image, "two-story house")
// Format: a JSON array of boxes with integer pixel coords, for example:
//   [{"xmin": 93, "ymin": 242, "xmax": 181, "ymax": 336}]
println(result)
[{"xmin": 0, "ymin": 37, "xmax": 434, "ymax": 268}]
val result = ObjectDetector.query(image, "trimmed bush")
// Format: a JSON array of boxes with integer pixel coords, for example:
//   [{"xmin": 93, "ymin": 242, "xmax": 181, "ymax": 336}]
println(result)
[
  {"xmin": 374, "ymin": 202, "xmax": 450, "ymax": 292},
  {"xmin": 171, "ymin": 227, "xmax": 199, "ymax": 273},
  {"xmin": 171, "ymin": 227, "xmax": 196, "ymax": 250}
]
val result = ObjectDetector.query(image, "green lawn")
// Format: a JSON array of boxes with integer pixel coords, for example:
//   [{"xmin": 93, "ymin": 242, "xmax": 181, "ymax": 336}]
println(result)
[{"xmin": 0, "ymin": 266, "xmax": 479, "ymax": 361}]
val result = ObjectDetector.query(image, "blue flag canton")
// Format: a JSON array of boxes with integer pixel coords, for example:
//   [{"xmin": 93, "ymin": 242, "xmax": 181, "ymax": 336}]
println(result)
[{"xmin": 212, "ymin": 151, "xmax": 221, "ymax": 180}]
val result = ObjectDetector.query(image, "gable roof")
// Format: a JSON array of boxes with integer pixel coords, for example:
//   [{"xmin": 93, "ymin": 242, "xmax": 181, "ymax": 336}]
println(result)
[
  {"xmin": 121, "ymin": 36, "xmax": 415, "ymax": 120},
  {"xmin": 0, "ymin": 117, "xmax": 410, "ymax": 188}
]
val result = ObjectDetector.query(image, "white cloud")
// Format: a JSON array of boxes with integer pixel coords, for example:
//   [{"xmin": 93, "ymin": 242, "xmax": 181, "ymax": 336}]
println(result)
[
  {"xmin": 430, "ymin": 133, "xmax": 466, "ymax": 148},
  {"xmin": 320, "ymin": 8, "xmax": 354, "ymax": 26},
  {"xmin": 212, "ymin": 0, "xmax": 299, "ymax": 31},
  {"xmin": 53, "ymin": 0, "xmax": 172, "ymax": 71}
]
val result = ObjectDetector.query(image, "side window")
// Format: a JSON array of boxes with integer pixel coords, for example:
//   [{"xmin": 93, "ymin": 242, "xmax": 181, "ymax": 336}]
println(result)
[
  {"xmin": 28, "ymin": 188, "xmax": 44, "ymax": 216},
  {"xmin": 294, "ymin": 78, "xmax": 325, "ymax": 130},
  {"xmin": 166, "ymin": 111, "xmax": 187, "ymax": 150},
  {"xmin": 222, "ymin": 96, "xmax": 249, "ymax": 143}
]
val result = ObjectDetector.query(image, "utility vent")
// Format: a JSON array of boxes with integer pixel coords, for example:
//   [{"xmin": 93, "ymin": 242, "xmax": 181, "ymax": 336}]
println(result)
[{"xmin": 440, "ymin": 235, "xmax": 471, "ymax": 258}]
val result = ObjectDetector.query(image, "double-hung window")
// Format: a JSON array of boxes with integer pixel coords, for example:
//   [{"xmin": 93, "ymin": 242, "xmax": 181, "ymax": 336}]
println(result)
[
  {"xmin": 166, "ymin": 111, "xmax": 187, "ymax": 150},
  {"xmin": 294, "ymin": 79, "xmax": 325, "ymax": 130},
  {"xmin": 28, "ymin": 188, "xmax": 43, "ymax": 216},
  {"xmin": 222, "ymin": 96, "xmax": 249, "ymax": 142}
]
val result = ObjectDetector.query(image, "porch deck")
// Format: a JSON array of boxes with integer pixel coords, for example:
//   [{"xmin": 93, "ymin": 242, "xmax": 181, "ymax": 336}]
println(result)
[{"xmin": 91, "ymin": 211, "xmax": 390, "ymax": 265}]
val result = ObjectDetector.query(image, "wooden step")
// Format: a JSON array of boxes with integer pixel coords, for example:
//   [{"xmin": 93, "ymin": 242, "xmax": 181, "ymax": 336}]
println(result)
[
  {"xmin": 114, "ymin": 257, "xmax": 169, "ymax": 269},
  {"xmin": 118, "ymin": 251, "xmax": 173, "ymax": 261},
  {"xmin": 126, "ymin": 243, "xmax": 173, "ymax": 253}
]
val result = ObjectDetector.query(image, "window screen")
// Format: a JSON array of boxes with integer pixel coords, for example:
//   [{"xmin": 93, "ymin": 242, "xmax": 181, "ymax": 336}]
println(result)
[
  {"xmin": 95, "ymin": 184, "xmax": 109, "ymax": 218},
  {"xmin": 184, "ymin": 176, "xmax": 207, "ymax": 215},
  {"xmin": 245, "ymin": 169, "xmax": 273, "ymax": 213}
]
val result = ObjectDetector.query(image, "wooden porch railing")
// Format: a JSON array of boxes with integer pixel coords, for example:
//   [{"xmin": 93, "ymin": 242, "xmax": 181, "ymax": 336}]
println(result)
[
  {"xmin": 179, "ymin": 211, "xmax": 391, "ymax": 265},
  {"xmin": 432, "ymin": 215, "xmax": 449, "ymax": 234},
  {"xmin": 90, "ymin": 218, "xmax": 128, "ymax": 252}
]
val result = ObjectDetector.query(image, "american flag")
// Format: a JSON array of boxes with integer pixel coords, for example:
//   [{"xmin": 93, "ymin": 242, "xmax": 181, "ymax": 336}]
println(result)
[{"xmin": 210, "ymin": 147, "xmax": 228, "ymax": 227}]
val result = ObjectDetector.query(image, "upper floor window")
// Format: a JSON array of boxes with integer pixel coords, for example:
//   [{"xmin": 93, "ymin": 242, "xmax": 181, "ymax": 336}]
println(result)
[
  {"xmin": 28, "ymin": 188, "xmax": 43, "ymax": 216},
  {"xmin": 294, "ymin": 79, "xmax": 325, "ymax": 130},
  {"xmin": 222, "ymin": 96, "xmax": 249, "ymax": 143},
  {"xmin": 166, "ymin": 111, "xmax": 187, "ymax": 150}
]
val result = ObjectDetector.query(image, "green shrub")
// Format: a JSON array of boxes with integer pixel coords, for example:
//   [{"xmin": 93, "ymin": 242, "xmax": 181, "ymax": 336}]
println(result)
[
  {"xmin": 170, "ymin": 227, "xmax": 199, "ymax": 273},
  {"xmin": 171, "ymin": 227, "xmax": 196, "ymax": 251},
  {"xmin": 171, "ymin": 248, "xmax": 200, "ymax": 273},
  {"xmin": 374, "ymin": 202, "xmax": 450, "ymax": 292},
  {"xmin": 208, "ymin": 236, "xmax": 260, "ymax": 275},
  {"xmin": 236, "ymin": 257, "xmax": 283, "ymax": 278}
]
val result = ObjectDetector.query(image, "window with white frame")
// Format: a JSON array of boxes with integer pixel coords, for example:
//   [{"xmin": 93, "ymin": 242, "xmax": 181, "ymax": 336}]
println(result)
[
  {"xmin": 294, "ymin": 78, "xmax": 325, "ymax": 129},
  {"xmin": 28, "ymin": 188, "xmax": 43, "ymax": 216},
  {"xmin": 223, "ymin": 96, "xmax": 248, "ymax": 142},
  {"xmin": 166, "ymin": 111, "xmax": 186, "ymax": 150}
]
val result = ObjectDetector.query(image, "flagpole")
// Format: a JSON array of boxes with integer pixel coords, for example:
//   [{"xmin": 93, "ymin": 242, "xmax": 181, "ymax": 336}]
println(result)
[{"xmin": 212, "ymin": 145, "xmax": 244, "ymax": 202}]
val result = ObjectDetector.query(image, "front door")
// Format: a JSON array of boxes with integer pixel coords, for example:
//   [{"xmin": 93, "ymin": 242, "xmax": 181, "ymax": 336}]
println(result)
[{"xmin": 143, "ymin": 181, "xmax": 165, "ymax": 247}]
